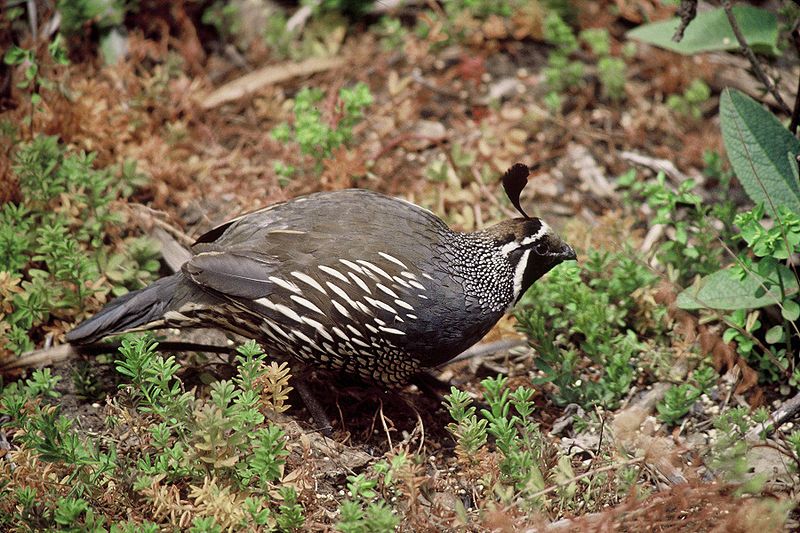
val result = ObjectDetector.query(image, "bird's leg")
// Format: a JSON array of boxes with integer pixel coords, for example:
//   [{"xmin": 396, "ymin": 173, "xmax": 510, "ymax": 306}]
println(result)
[{"xmin": 294, "ymin": 378, "xmax": 334, "ymax": 436}]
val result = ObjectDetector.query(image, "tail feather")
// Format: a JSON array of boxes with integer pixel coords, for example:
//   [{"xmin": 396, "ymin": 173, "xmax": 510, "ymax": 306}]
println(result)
[{"xmin": 66, "ymin": 274, "xmax": 203, "ymax": 344}]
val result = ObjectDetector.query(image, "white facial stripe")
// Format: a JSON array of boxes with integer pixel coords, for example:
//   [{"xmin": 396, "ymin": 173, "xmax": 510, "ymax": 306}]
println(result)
[
  {"xmin": 500, "ymin": 241, "xmax": 521, "ymax": 256},
  {"xmin": 520, "ymin": 220, "xmax": 551, "ymax": 246},
  {"xmin": 512, "ymin": 249, "xmax": 532, "ymax": 302}
]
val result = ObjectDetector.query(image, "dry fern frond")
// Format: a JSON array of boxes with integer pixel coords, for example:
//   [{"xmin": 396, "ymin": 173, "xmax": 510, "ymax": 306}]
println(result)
[
  {"xmin": 255, "ymin": 361, "xmax": 293, "ymax": 414},
  {"xmin": 189, "ymin": 476, "xmax": 250, "ymax": 529}
]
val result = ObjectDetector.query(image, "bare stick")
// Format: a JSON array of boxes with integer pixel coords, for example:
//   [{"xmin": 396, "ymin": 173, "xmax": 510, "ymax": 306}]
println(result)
[
  {"xmin": 790, "ymin": 20, "xmax": 800, "ymax": 134},
  {"xmin": 721, "ymin": 0, "xmax": 791, "ymax": 115},
  {"xmin": 526, "ymin": 457, "xmax": 645, "ymax": 501},
  {"xmin": 672, "ymin": 0, "xmax": 697, "ymax": 43},
  {"xmin": 745, "ymin": 389, "xmax": 800, "ymax": 441},
  {"xmin": 3, "ymin": 341, "xmax": 236, "ymax": 371}
]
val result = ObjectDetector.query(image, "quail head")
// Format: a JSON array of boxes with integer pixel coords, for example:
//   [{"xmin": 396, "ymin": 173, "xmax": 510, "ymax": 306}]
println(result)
[{"xmin": 66, "ymin": 164, "xmax": 576, "ymax": 384}]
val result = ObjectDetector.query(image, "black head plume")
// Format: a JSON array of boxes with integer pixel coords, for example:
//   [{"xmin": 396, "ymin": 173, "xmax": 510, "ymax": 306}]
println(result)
[{"xmin": 502, "ymin": 163, "xmax": 531, "ymax": 219}]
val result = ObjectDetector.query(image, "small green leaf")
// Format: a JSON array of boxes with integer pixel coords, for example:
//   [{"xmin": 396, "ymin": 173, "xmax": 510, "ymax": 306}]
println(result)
[
  {"xmin": 677, "ymin": 267, "xmax": 799, "ymax": 310},
  {"xmin": 781, "ymin": 299, "xmax": 800, "ymax": 321},
  {"xmin": 720, "ymin": 88, "xmax": 800, "ymax": 215},
  {"xmin": 626, "ymin": 6, "xmax": 779, "ymax": 56},
  {"xmin": 765, "ymin": 325, "xmax": 783, "ymax": 344}
]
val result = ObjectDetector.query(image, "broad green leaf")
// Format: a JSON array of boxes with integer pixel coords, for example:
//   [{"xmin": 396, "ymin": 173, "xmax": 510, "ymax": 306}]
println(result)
[
  {"xmin": 626, "ymin": 6, "xmax": 779, "ymax": 56},
  {"xmin": 720, "ymin": 88, "xmax": 800, "ymax": 215},
  {"xmin": 677, "ymin": 267, "xmax": 799, "ymax": 310},
  {"xmin": 782, "ymin": 299, "xmax": 800, "ymax": 321},
  {"xmin": 765, "ymin": 325, "xmax": 783, "ymax": 344}
]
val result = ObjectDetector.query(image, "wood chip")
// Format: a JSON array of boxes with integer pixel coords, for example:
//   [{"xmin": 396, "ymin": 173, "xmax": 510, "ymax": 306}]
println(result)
[{"xmin": 200, "ymin": 56, "xmax": 346, "ymax": 109}]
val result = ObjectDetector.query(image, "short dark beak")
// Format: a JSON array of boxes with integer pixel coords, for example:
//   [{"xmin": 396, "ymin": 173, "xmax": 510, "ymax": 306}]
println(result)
[{"xmin": 560, "ymin": 244, "xmax": 577, "ymax": 261}]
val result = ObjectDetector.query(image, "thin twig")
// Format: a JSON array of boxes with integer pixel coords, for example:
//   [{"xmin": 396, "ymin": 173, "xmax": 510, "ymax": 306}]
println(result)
[
  {"xmin": 3, "ymin": 341, "xmax": 236, "ymax": 371},
  {"xmin": 721, "ymin": 0, "xmax": 791, "ymax": 115},
  {"xmin": 745, "ymin": 389, "xmax": 800, "ymax": 441},
  {"xmin": 445, "ymin": 339, "xmax": 528, "ymax": 364},
  {"xmin": 378, "ymin": 398, "xmax": 393, "ymax": 450},
  {"xmin": 790, "ymin": 19, "xmax": 800, "ymax": 134},
  {"xmin": 527, "ymin": 457, "xmax": 645, "ymax": 500},
  {"xmin": 672, "ymin": 0, "xmax": 697, "ymax": 43}
]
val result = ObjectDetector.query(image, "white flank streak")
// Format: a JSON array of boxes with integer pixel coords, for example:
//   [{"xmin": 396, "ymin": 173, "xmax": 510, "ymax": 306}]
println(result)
[
  {"xmin": 259, "ymin": 325, "xmax": 281, "ymax": 343},
  {"xmin": 392, "ymin": 276, "xmax": 411, "ymax": 288},
  {"xmin": 346, "ymin": 324, "xmax": 363, "ymax": 338},
  {"xmin": 352, "ymin": 337, "xmax": 371, "ymax": 348},
  {"xmin": 394, "ymin": 299, "xmax": 414, "ymax": 311},
  {"xmin": 365, "ymin": 323, "xmax": 379, "ymax": 334},
  {"xmin": 339, "ymin": 258, "xmax": 364, "ymax": 273},
  {"xmin": 375, "ymin": 283, "xmax": 399, "ymax": 298},
  {"xmin": 364, "ymin": 296, "xmax": 397, "ymax": 315},
  {"xmin": 291, "ymin": 329, "xmax": 321, "ymax": 352},
  {"xmin": 357, "ymin": 259, "xmax": 392, "ymax": 280},
  {"xmin": 274, "ymin": 303, "xmax": 303, "ymax": 323},
  {"xmin": 406, "ymin": 314, "xmax": 417, "ymax": 320},
  {"xmin": 400, "ymin": 271, "xmax": 418, "ymax": 280},
  {"xmin": 301, "ymin": 317, "xmax": 334, "ymax": 342},
  {"xmin": 266, "ymin": 320, "xmax": 292, "ymax": 340},
  {"xmin": 379, "ymin": 326, "xmax": 405, "ymax": 336},
  {"xmin": 319, "ymin": 265, "xmax": 351, "ymax": 284},
  {"xmin": 255, "ymin": 297, "xmax": 277, "ymax": 310},
  {"xmin": 407, "ymin": 279, "xmax": 426, "ymax": 291},
  {"xmin": 348, "ymin": 272, "xmax": 372, "ymax": 294},
  {"xmin": 418, "ymin": 294, "xmax": 428, "ymax": 299},
  {"xmin": 520, "ymin": 221, "xmax": 551, "ymax": 246},
  {"xmin": 374, "ymin": 318, "xmax": 386, "ymax": 326},
  {"xmin": 512, "ymin": 249, "xmax": 532, "ymax": 301},
  {"xmin": 326, "ymin": 282, "xmax": 360, "ymax": 310},
  {"xmin": 290, "ymin": 295, "xmax": 324, "ymax": 315},
  {"xmin": 378, "ymin": 252, "xmax": 408, "ymax": 269},
  {"xmin": 331, "ymin": 300, "xmax": 351, "ymax": 319},
  {"xmin": 268, "ymin": 276, "xmax": 301, "ymax": 294},
  {"xmin": 421, "ymin": 273, "xmax": 434, "ymax": 281},
  {"xmin": 332, "ymin": 327, "xmax": 349, "ymax": 341},
  {"xmin": 356, "ymin": 301, "xmax": 373, "ymax": 315},
  {"xmin": 291, "ymin": 271, "xmax": 327, "ymax": 294}
]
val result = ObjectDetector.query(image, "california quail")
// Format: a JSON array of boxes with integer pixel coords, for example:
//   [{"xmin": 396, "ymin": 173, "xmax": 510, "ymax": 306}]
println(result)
[{"xmin": 66, "ymin": 164, "xmax": 576, "ymax": 384}]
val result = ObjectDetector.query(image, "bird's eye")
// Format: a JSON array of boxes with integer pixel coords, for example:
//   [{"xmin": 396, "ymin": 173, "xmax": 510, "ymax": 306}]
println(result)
[{"xmin": 534, "ymin": 242, "xmax": 549, "ymax": 255}]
